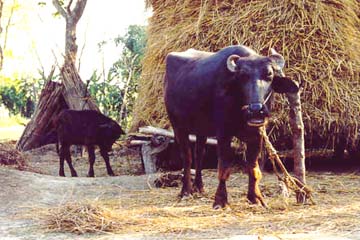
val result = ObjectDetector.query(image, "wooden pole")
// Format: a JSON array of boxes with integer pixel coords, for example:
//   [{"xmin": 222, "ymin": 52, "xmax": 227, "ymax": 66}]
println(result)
[{"xmin": 286, "ymin": 91, "xmax": 306, "ymax": 184}]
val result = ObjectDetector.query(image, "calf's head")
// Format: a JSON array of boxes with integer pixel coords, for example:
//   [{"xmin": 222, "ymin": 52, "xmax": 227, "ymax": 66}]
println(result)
[
  {"xmin": 98, "ymin": 121, "xmax": 125, "ymax": 151},
  {"xmin": 226, "ymin": 48, "xmax": 299, "ymax": 127}
]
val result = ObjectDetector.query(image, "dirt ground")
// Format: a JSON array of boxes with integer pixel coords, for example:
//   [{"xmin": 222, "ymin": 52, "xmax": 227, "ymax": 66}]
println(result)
[{"xmin": 1, "ymin": 142, "xmax": 360, "ymax": 240}]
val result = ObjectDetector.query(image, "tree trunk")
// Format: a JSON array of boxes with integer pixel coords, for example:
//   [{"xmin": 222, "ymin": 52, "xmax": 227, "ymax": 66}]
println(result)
[
  {"xmin": 65, "ymin": 19, "xmax": 77, "ymax": 64},
  {"xmin": 52, "ymin": 0, "xmax": 87, "ymax": 66},
  {"xmin": 16, "ymin": 80, "xmax": 66, "ymax": 151}
]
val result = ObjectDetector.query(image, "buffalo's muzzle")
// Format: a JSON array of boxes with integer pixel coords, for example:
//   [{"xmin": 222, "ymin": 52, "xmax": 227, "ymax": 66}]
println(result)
[{"xmin": 243, "ymin": 103, "xmax": 269, "ymax": 127}]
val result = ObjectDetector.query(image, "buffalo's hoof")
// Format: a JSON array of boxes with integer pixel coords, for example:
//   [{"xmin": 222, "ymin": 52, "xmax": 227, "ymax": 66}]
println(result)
[
  {"xmin": 247, "ymin": 194, "xmax": 268, "ymax": 208},
  {"xmin": 213, "ymin": 195, "xmax": 228, "ymax": 209},
  {"xmin": 213, "ymin": 200, "xmax": 228, "ymax": 210},
  {"xmin": 178, "ymin": 187, "xmax": 194, "ymax": 200},
  {"xmin": 71, "ymin": 172, "xmax": 78, "ymax": 177},
  {"xmin": 108, "ymin": 172, "xmax": 115, "ymax": 176},
  {"xmin": 87, "ymin": 173, "xmax": 95, "ymax": 177}
]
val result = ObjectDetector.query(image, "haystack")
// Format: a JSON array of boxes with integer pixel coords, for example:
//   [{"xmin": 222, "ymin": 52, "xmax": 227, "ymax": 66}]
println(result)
[{"xmin": 132, "ymin": 0, "xmax": 360, "ymax": 151}]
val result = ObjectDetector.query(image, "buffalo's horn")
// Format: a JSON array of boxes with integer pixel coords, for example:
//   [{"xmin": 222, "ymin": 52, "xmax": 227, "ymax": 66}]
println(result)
[{"xmin": 226, "ymin": 55, "xmax": 240, "ymax": 72}]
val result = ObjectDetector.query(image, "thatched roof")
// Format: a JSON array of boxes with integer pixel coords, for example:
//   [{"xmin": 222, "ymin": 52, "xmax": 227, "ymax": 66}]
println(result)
[{"xmin": 132, "ymin": 0, "xmax": 360, "ymax": 148}]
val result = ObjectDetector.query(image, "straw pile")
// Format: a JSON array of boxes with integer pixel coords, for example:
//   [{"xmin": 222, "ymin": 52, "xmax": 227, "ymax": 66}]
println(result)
[
  {"xmin": 38, "ymin": 171, "xmax": 360, "ymax": 236},
  {"xmin": 0, "ymin": 141, "xmax": 26, "ymax": 169},
  {"xmin": 132, "ymin": 0, "xmax": 360, "ymax": 149},
  {"xmin": 41, "ymin": 202, "xmax": 123, "ymax": 234}
]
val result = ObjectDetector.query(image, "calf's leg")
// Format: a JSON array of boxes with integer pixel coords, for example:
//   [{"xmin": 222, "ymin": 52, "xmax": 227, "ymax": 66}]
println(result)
[
  {"xmin": 100, "ymin": 148, "xmax": 115, "ymax": 176},
  {"xmin": 87, "ymin": 145, "xmax": 96, "ymax": 177},
  {"xmin": 213, "ymin": 136, "xmax": 232, "ymax": 209},
  {"xmin": 59, "ymin": 144, "xmax": 66, "ymax": 177},
  {"xmin": 63, "ymin": 144, "xmax": 78, "ymax": 177},
  {"xmin": 193, "ymin": 135, "xmax": 206, "ymax": 193},
  {"xmin": 245, "ymin": 136, "xmax": 266, "ymax": 207}
]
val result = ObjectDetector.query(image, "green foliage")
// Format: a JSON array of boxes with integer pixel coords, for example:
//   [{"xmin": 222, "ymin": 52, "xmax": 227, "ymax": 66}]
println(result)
[
  {"xmin": 88, "ymin": 71, "xmax": 123, "ymax": 120},
  {"xmin": 89, "ymin": 25, "xmax": 146, "ymax": 129},
  {"xmin": 0, "ymin": 76, "xmax": 45, "ymax": 118},
  {"xmin": 113, "ymin": 25, "xmax": 147, "ymax": 127}
]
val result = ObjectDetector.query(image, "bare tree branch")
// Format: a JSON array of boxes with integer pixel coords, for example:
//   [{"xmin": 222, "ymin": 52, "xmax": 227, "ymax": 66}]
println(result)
[
  {"xmin": 72, "ymin": 0, "xmax": 87, "ymax": 24},
  {"xmin": 52, "ymin": 0, "xmax": 67, "ymax": 18},
  {"xmin": 3, "ymin": 0, "xmax": 16, "ymax": 55},
  {"xmin": 66, "ymin": 0, "xmax": 74, "ymax": 14}
]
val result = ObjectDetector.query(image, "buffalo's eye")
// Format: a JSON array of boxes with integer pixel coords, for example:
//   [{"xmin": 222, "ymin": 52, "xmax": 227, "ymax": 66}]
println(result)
[{"xmin": 264, "ymin": 71, "xmax": 273, "ymax": 82}]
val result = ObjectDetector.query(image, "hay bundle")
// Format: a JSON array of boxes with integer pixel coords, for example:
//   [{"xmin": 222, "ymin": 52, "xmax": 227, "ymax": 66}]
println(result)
[
  {"xmin": 132, "ymin": 0, "xmax": 360, "ymax": 149},
  {"xmin": 42, "ymin": 202, "xmax": 123, "ymax": 234},
  {"xmin": 0, "ymin": 142, "xmax": 26, "ymax": 168}
]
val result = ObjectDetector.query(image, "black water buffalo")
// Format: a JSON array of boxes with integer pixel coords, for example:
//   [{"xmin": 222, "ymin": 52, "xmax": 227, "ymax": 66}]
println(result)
[
  {"xmin": 164, "ymin": 45, "xmax": 299, "ymax": 208},
  {"xmin": 54, "ymin": 109, "xmax": 124, "ymax": 177}
]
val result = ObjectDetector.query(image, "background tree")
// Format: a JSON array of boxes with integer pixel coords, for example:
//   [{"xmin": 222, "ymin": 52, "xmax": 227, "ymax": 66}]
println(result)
[
  {"xmin": 113, "ymin": 25, "xmax": 146, "ymax": 127},
  {"xmin": 88, "ymin": 25, "xmax": 146, "ymax": 129},
  {"xmin": 0, "ymin": 0, "xmax": 18, "ymax": 70},
  {"xmin": 52, "ymin": 0, "xmax": 87, "ymax": 65},
  {"xmin": 0, "ymin": 0, "xmax": 4, "ymax": 70}
]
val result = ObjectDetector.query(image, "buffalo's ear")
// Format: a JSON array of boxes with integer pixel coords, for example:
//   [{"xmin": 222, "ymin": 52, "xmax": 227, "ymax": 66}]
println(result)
[{"xmin": 272, "ymin": 76, "xmax": 299, "ymax": 93}]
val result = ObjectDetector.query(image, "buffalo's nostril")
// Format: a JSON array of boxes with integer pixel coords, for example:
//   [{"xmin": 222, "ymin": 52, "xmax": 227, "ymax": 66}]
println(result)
[{"xmin": 249, "ymin": 103, "xmax": 263, "ymax": 112}]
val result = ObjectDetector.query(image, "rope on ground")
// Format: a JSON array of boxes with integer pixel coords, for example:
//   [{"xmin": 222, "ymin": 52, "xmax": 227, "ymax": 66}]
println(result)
[{"xmin": 259, "ymin": 127, "xmax": 315, "ymax": 205}]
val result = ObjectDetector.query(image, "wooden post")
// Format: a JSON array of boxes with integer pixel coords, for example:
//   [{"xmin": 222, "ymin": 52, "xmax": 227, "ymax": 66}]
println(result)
[
  {"xmin": 141, "ymin": 143, "xmax": 157, "ymax": 174},
  {"xmin": 138, "ymin": 135, "xmax": 170, "ymax": 174},
  {"xmin": 286, "ymin": 91, "xmax": 306, "ymax": 184}
]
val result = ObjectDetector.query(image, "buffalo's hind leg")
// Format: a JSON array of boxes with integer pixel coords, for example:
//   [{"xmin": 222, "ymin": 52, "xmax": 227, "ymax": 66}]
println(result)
[
  {"xmin": 193, "ymin": 135, "xmax": 206, "ymax": 194},
  {"xmin": 174, "ymin": 129, "xmax": 193, "ymax": 198},
  {"xmin": 245, "ymin": 136, "xmax": 267, "ymax": 207}
]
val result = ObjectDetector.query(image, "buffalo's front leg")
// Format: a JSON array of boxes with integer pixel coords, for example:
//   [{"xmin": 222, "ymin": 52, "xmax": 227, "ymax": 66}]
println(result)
[
  {"xmin": 213, "ymin": 137, "xmax": 232, "ymax": 209},
  {"xmin": 245, "ymin": 136, "xmax": 267, "ymax": 207},
  {"xmin": 193, "ymin": 135, "xmax": 206, "ymax": 193}
]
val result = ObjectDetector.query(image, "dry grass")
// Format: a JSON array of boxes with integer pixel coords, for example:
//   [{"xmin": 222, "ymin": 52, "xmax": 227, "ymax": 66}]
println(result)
[
  {"xmin": 38, "ymin": 171, "xmax": 360, "ymax": 236},
  {"xmin": 132, "ymin": 0, "xmax": 360, "ymax": 149},
  {"xmin": 0, "ymin": 141, "xmax": 26, "ymax": 169}
]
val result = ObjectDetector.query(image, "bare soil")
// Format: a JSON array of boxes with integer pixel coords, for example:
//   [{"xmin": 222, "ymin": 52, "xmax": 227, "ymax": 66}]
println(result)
[{"xmin": 1, "ymin": 142, "xmax": 360, "ymax": 240}]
